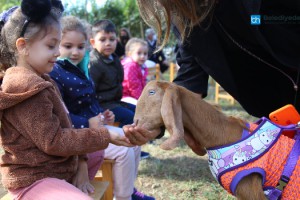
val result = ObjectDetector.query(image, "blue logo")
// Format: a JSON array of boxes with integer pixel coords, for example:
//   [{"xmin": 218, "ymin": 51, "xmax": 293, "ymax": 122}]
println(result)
[{"xmin": 251, "ymin": 15, "xmax": 261, "ymax": 25}]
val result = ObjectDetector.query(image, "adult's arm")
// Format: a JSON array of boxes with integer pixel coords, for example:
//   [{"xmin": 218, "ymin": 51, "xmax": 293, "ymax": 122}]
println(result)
[{"xmin": 173, "ymin": 44, "xmax": 209, "ymax": 98}]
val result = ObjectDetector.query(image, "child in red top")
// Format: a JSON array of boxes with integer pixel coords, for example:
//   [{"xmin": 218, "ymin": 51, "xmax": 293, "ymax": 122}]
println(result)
[{"xmin": 121, "ymin": 38, "xmax": 148, "ymax": 105}]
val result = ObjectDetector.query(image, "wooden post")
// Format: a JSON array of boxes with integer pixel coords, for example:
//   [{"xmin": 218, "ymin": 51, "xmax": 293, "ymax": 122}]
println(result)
[
  {"xmin": 155, "ymin": 64, "xmax": 160, "ymax": 81},
  {"xmin": 169, "ymin": 62, "xmax": 175, "ymax": 82}
]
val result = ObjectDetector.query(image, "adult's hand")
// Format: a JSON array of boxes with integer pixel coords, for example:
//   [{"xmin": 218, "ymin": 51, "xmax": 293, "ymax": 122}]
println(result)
[{"xmin": 123, "ymin": 124, "xmax": 160, "ymax": 145}]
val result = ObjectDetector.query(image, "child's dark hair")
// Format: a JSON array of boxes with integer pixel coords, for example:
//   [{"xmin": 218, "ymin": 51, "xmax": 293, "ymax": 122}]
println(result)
[
  {"xmin": 91, "ymin": 19, "xmax": 116, "ymax": 38},
  {"xmin": 61, "ymin": 16, "xmax": 87, "ymax": 40},
  {"xmin": 0, "ymin": 0, "xmax": 63, "ymax": 72}
]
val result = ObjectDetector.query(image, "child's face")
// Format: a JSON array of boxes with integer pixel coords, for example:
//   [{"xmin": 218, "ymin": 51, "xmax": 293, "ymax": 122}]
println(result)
[
  {"xmin": 59, "ymin": 30, "xmax": 86, "ymax": 65},
  {"xmin": 90, "ymin": 31, "xmax": 117, "ymax": 57},
  {"xmin": 25, "ymin": 25, "xmax": 61, "ymax": 75},
  {"xmin": 129, "ymin": 44, "xmax": 148, "ymax": 65}
]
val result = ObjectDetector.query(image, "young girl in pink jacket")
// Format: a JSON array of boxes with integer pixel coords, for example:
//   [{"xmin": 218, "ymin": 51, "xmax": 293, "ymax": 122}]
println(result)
[{"xmin": 121, "ymin": 38, "xmax": 148, "ymax": 105}]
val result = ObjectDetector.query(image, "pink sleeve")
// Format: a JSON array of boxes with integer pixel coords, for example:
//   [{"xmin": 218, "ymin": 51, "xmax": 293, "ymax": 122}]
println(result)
[
  {"xmin": 126, "ymin": 63, "xmax": 144, "ymax": 99},
  {"xmin": 143, "ymin": 67, "xmax": 148, "ymax": 87}
]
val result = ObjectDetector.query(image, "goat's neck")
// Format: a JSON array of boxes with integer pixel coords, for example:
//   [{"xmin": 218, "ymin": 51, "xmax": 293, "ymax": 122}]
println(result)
[{"xmin": 179, "ymin": 89, "xmax": 244, "ymax": 149}]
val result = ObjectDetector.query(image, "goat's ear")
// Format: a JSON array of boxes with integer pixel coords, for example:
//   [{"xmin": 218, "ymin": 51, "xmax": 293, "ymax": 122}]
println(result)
[{"xmin": 160, "ymin": 84, "xmax": 184, "ymax": 150}]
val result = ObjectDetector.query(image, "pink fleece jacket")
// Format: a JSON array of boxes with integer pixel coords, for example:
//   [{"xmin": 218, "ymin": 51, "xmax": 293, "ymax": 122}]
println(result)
[
  {"xmin": 0, "ymin": 67, "xmax": 110, "ymax": 189},
  {"xmin": 121, "ymin": 57, "xmax": 148, "ymax": 100}
]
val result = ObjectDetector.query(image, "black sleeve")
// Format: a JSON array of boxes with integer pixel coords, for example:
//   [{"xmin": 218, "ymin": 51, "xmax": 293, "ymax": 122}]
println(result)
[{"xmin": 173, "ymin": 44, "xmax": 209, "ymax": 98}]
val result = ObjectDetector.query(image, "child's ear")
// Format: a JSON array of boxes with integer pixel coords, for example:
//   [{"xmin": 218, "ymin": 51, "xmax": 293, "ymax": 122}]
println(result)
[
  {"xmin": 90, "ymin": 38, "xmax": 95, "ymax": 47},
  {"xmin": 16, "ymin": 38, "xmax": 28, "ymax": 55}
]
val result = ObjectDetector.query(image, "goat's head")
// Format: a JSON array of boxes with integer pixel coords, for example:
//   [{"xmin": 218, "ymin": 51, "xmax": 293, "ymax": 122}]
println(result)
[{"xmin": 134, "ymin": 80, "xmax": 184, "ymax": 150}]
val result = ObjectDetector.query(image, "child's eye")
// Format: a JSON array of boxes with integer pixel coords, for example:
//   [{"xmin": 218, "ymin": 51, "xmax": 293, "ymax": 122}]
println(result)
[
  {"xmin": 78, "ymin": 46, "xmax": 85, "ymax": 50},
  {"xmin": 48, "ymin": 45, "xmax": 55, "ymax": 49},
  {"xmin": 62, "ymin": 45, "xmax": 72, "ymax": 49},
  {"xmin": 110, "ymin": 38, "xmax": 116, "ymax": 42}
]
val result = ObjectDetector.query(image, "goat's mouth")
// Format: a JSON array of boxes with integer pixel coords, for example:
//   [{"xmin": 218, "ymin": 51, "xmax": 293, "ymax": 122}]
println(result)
[
  {"xmin": 155, "ymin": 126, "xmax": 166, "ymax": 139},
  {"xmin": 134, "ymin": 119, "xmax": 165, "ymax": 139}
]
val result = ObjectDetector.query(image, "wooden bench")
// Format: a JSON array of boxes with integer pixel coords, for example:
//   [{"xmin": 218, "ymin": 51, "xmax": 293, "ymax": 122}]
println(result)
[{"xmin": 95, "ymin": 159, "xmax": 115, "ymax": 200}]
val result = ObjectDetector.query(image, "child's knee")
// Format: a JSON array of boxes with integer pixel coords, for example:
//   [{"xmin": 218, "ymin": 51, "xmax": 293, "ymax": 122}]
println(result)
[{"xmin": 116, "ymin": 147, "xmax": 135, "ymax": 161}]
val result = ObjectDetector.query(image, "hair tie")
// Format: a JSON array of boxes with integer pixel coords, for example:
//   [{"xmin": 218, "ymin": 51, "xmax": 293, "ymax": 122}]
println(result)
[
  {"xmin": 20, "ymin": 0, "xmax": 64, "ymax": 37},
  {"xmin": 51, "ymin": 0, "xmax": 64, "ymax": 13},
  {"xmin": 21, "ymin": 0, "xmax": 52, "ymax": 22}
]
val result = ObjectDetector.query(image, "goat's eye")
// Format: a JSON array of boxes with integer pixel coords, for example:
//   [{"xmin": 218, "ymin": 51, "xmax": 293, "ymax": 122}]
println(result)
[{"xmin": 149, "ymin": 89, "xmax": 156, "ymax": 95}]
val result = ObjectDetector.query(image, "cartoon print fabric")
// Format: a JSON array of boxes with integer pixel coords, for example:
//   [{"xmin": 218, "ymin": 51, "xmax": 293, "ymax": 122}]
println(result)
[{"xmin": 207, "ymin": 118, "xmax": 282, "ymax": 180}]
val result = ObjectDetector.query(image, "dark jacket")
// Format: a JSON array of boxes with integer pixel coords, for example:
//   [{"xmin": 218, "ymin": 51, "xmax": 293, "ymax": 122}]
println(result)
[
  {"xmin": 50, "ymin": 60, "xmax": 103, "ymax": 129},
  {"xmin": 89, "ymin": 49, "xmax": 124, "ymax": 109},
  {"xmin": 0, "ymin": 67, "xmax": 109, "ymax": 189},
  {"xmin": 174, "ymin": 0, "xmax": 300, "ymax": 117},
  {"xmin": 147, "ymin": 39, "xmax": 169, "ymax": 73}
]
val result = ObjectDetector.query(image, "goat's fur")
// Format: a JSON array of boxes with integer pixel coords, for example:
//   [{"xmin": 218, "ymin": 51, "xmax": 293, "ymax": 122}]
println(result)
[{"xmin": 134, "ymin": 81, "xmax": 267, "ymax": 200}]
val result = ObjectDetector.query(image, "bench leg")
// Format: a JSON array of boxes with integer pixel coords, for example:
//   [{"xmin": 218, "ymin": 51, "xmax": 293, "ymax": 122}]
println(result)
[{"xmin": 101, "ymin": 162, "xmax": 114, "ymax": 200}]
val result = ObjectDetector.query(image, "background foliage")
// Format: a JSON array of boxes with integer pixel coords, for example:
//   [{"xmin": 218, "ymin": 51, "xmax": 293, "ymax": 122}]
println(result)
[
  {"xmin": 0, "ymin": 0, "xmax": 145, "ymax": 37},
  {"xmin": 0, "ymin": 0, "xmax": 20, "ymax": 11},
  {"xmin": 63, "ymin": 0, "xmax": 148, "ymax": 38},
  {"xmin": 0, "ymin": 0, "xmax": 177, "ymax": 44}
]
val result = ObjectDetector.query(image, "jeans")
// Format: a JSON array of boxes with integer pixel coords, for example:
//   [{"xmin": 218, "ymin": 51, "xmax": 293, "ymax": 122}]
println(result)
[{"xmin": 111, "ymin": 102, "xmax": 136, "ymax": 127}]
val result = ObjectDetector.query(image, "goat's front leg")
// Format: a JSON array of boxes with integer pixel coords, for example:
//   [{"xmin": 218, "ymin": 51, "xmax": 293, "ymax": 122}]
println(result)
[{"xmin": 235, "ymin": 173, "xmax": 266, "ymax": 200}]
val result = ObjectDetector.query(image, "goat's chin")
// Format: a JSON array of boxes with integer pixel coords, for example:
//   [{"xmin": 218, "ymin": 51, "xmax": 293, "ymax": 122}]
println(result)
[
  {"xmin": 139, "ymin": 123, "xmax": 162, "ymax": 139},
  {"xmin": 148, "ymin": 128, "xmax": 161, "ymax": 139}
]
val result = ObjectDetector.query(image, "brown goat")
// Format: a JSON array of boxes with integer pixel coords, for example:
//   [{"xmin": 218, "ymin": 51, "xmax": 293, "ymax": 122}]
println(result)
[{"xmin": 134, "ymin": 80, "xmax": 267, "ymax": 200}]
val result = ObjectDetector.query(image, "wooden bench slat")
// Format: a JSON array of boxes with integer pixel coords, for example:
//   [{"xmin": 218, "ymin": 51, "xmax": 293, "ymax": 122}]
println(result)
[{"xmin": 95, "ymin": 159, "xmax": 115, "ymax": 200}]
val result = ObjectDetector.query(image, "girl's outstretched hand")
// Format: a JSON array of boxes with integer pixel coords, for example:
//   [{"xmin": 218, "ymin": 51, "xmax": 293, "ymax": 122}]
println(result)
[
  {"xmin": 88, "ymin": 113, "xmax": 102, "ymax": 128},
  {"xmin": 103, "ymin": 109, "xmax": 115, "ymax": 125},
  {"xmin": 109, "ymin": 130, "xmax": 134, "ymax": 147},
  {"xmin": 123, "ymin": 124, "xmax": 160, "ymax": 145}
]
